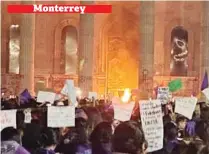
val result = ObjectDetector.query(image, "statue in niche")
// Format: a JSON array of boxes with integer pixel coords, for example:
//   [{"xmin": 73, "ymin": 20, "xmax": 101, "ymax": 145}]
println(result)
[
  {"xmin": 170, "ymin": 26, "xmax": 188, "ymax": 76},
  {"xmin": 108, "ymin": 38, "xmax": 138, "ymax": 90}
]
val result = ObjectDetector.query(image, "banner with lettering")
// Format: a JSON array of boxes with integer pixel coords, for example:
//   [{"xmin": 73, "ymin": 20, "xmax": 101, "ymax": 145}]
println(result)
[
  {"xmin": 1, "ymin": 110, "xmax": 17, "ymax": 130},
  {"xmin": 140, "ymin": 100, "xmax": 163, "ymax": 152},
  {"xmin": 174, "ymin": 97, "xmax": 198, "ymax": 119},
  {"xmin": 47, "ymin": 106, "xmax": 75, "ymax": 127},
  {"xmin": 157, "ymin": 87, "xmax": 170, "ymax": 104},
  {"xmin": 112, "ymin": 97, "xmax": 135, "ymax": 122}
]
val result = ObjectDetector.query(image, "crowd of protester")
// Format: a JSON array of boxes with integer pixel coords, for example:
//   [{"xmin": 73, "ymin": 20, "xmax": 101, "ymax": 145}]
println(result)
[{"xmin": 1, "ymin": 95, "xmax": 209, "ymax": 154}]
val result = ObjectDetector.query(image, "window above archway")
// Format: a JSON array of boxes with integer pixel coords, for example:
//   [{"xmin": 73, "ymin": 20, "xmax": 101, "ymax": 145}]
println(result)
[
  {"xmin": 9, "ymin": 24, "xmax": 20, "ymax": 74},
  {"xmin": 60, "ymin": 25, "xmax": 78, "ymax": 75}
]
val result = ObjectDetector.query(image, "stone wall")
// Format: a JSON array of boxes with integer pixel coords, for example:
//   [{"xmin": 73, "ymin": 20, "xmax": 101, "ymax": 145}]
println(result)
[{"xmin": 1, "ymin": 1, "xmax": 206, "ymax": 96}]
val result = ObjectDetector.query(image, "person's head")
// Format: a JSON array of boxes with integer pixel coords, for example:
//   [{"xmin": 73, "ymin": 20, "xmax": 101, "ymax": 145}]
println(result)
[
  {"xmin": 1, "ymin": 127, "xmax": 21, "ymax": 143},
  {"xmin": 83, "ymin": 106, "xmax": 103, "ymax": 135},
  {"xmin": 39, "ymin": 127, "xmax": 57, "ymax": 150},
  {"xmin": 75, "ymin": 117, "xmax": 87, "ymax": 129},
  {"xmin": 163, "ymin": 114, "xmax": 172, "ymax": 126},
  {"xmin": 200, "ymin": 106, "xmax": 209, "ymax": 122},
  {"xmin": 75, "ymin": 108, "xmax": 88, "ymax": 121},
  {"xmin": 113, "ymin": 121, "xmax": 147, "ymax": 154},
  {"xmin": 195, "ymin": 120, "xmax": 209, "ymax": 142},
  {"xmin": 164, "ymin": 122, "xmax": 178, "ymax": 141},
  {"xmin": 176, "ymin": 116, "xmax": 187, "ymax": 130},
  {"xmin": 73, "ymin": 117, "xmax": 88, "ymax": 144},
  {"xmin": 90, "ymin": 122, "xmax": 112, "ymax": 144}
]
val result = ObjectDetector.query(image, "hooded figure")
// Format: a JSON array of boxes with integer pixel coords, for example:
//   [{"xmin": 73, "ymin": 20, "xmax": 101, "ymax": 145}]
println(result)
[{"xmin": 1, "ymin": 127, "xmax": 30, "ymax": 154}]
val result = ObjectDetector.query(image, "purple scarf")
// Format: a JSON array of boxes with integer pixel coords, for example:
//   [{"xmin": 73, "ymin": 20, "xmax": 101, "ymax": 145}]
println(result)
[{"xmin": 20, "ymin": 89, "xmax": 32, "ymax": 104}]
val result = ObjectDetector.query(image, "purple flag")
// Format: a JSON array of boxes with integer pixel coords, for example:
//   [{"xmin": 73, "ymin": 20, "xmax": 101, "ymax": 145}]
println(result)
[
  {"xmin": 20, "ymin": 89, "xmax": 32, "ymax": 104},
  {"xmin": 201, "ymin": 71, "xmax": 209, "ymax": 91}
]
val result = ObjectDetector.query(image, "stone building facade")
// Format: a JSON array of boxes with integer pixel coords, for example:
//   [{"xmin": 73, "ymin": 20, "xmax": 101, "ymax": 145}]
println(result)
[{"xmin": 1, "ymin": 1, "xmax": 209, "ymax": 97}]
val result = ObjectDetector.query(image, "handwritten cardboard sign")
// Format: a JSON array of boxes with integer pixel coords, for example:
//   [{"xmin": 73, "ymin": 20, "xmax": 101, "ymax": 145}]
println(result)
[
  {"xmin": 202, "ymin": 88, "xmax": 209, "ymax": 101},
  {"xmin": 37, "ymin": 91, "xmax": 56, "ymax": 104},
  {"xmin": 1, "ymin": 110, "xmax": 17, "ymax": 130},
  {"xmin": 47, "ymin": 106, "xmax": 75, "ymax": 127},
  {"xmin": 112, "ymin": 97, "xmax": 135, "ymax": 122},
  {"xmin": 140, "ymin": 100, "xmax": 164, "ymax": 152},
  {"xmin": 157, "ymin": 87, "xmax": 170, "ymax": 104},
  {"xmin": 174, "ymin": 97, "xmax": 197, "ymax": 119}
]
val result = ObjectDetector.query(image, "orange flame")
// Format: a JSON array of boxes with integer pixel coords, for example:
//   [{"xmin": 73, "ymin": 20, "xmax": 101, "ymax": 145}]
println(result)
[{"xmin": 121, "ymin": 88, "xmax": 131, "ymax": 103}]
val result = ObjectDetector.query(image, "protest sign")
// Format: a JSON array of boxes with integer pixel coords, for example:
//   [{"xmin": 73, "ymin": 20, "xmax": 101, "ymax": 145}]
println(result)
[
  {"xmin": 174, "ymin": 97, "xmax": 198, "ymax": 119},
  {"xmin": 168, "ymin": 79, "xmax": 182, "ymax": 92},
  {"xmin": 1, "ymin": 110, "xmax": 17, "ymax": 130},
  {"xmin": 88, "ymin": 92, "xmax": 97, "ymax": 100},
  {"xmin": 61, "ymin": 83, "xmax": 68, "ymax": 96},
  {"xmin": 47, "ymin": 106, "xmax": 75, "ymax": 127},
  {"xmin": 35, "ymin": 81, "xmax": 45, "ymax": 95},
  {"xmin": 61, "ymin": 80, "xmax": 77, "ymax": 105},
  {"xmin": 140, "ymin": 100, "xmax": 164, "ymax": 152},
  {"xmin": 55, "ymin": 94, "xmax": 62, "ymax": 101},
  {"xmin": 157, "ymin": 87, "xmax": 169, "ymax": 104},
  {"xmin": 202, "ymin": 88, "xmax": 209, "ymax": 101},
  {"xmin": 68, "ymin": 87, "xmax": 77, "ymax": 106},
  {"xmin": 112, "ymin": 97, "xmax": 135, "ymax": 122},
  {"xmin": 24, "ymin": 109, "xmax": 32, "ymax": 123},
  {"xmin": 37, "ymin": 91, "xmax": 56, "ymax": 104}
]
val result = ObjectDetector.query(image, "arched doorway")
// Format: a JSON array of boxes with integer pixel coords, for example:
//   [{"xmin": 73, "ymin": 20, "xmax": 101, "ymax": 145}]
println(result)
[{"xmin": 101, "ymin": 14, "xmax": 139, "ymax": 95}]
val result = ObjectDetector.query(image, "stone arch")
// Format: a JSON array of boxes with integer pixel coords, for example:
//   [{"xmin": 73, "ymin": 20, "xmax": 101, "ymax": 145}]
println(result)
[
  {"xmin": 99, "ymin": 14, "xmax": 139, "ymax": 93},
  {"xmin": 98, "ymin": 16, "xmax": 139, "ymax": 74},
  {"xmin": 53, "ymin": 18, "xmax": 79, "ymax": 74}
]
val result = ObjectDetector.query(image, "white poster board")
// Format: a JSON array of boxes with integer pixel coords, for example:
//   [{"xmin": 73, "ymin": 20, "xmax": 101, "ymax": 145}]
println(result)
[
  {"xmin": 68, "ymin": 87, "xmax": 77, "ymax": 106},
  {"xmin": 61, "ymin": 80, "xmax": 77, "ymax": 105},
  {"xmin": 140, "ymin": 100, "xmax": 164, "ymax": 152},
  {"xmin": 112, "ymin": 97, "xmax": 135, "ymax": 122},
  {"xmin": 174, "ymin": 97, "xmax": 198, "ymax": 119},
  {"xmin": 1, "ymin": 110, "xmax": 17, "ymax": 130},
  {"xmin": 88, "ymin": 92, "xmax": 98, "ymax": 100},
  {"xmin": 157, "ymin": 87, "xmax": 169, "ymax": 104},
  {"xmin": 202, "ymin": 88, "xmax": 209, "ymax": 101},
  {"xmin": 37, "ymin": 91, "xmax": 56, "ymax": 104},
  {"xmin": 47, "ymin": 106, "xmax": 75, "ymax": 127},
  {"xmin": 61, "ymin": 84, "xmax": 68, "ymax": 96}
]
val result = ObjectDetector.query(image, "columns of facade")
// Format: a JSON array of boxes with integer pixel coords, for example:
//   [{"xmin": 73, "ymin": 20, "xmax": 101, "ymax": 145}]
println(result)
[
  {"xmin": 78, "ymin": 1, "xmax": 94, "ymax": 96},
  {"xmin": 19, "ymin": 5, "xmax": 35, "ymax": 95},
  {"xmin": 201, "ymin": 2, "xmax": 209, "ymax": 79},
  {"xmin": 139, "ymin": 2, "xmax": 155, "ymax": 93}
]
